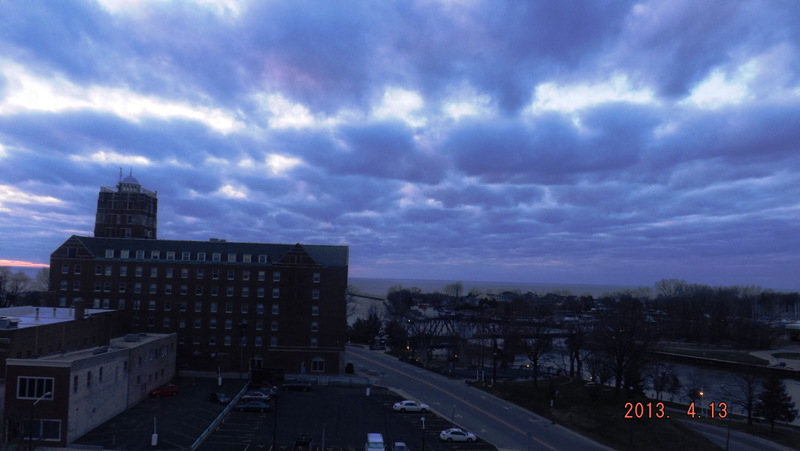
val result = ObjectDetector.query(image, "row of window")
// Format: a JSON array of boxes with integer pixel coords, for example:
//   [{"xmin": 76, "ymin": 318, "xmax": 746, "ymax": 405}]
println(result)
[
  {"xmin": 172, "ymin": 334, "xmax": 322, "ymax": 348},
  {"xmin": 102, "ymin": 249, "xmax": 270, "ymax": 264},
  {"xmin": 132, "ymin": 316, "xmax": 319, "ymax": 332},
  {"xmin": 59, "ymin": 280, "xmax": 321, "ymax": 300},
  {"xmin": 62, "ymin": 264, "xmax": 316, "ymax": 284},
  {"xmin": 57, "ymin": 297, "xmax": 322, "ymax": 318}
]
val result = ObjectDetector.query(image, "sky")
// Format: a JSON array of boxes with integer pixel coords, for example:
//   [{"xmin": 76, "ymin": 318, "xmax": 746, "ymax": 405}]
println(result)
[{"xmin": 1, "ymin": 0, "xmax": 799, "ymax": 291}]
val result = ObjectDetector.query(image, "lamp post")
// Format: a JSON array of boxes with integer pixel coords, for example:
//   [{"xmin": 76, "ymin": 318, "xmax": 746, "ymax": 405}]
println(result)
[
  {"xmin": 28, "ymin": 391, "xmax": 51, "ymax": 451},
  {"xmin": 421, "ymin": 416, "xmax": 426, "ymax": 451},
  {"xmin": 699, "ymin": 389, "xmax": 704, "ymax": 417}
]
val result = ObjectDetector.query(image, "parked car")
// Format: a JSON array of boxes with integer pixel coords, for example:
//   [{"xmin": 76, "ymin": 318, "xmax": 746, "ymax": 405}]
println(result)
[
  {"xmin": 292, "ymin": 433, "xmax": 314, "ymax": 451},
  {"xmin": 207, "ymin": 392, "xmax": 231, "ymax": 404},
  {"xmin": 233, "ymin": 400, "xmax": 271, "ymax": 412},
  {"xmin": 241, "ymin": 390, "xmax": 272, "ymax": 401},
  {"xmin": 149, "ymin": 384, "xmax": 178, "ymax": 398},
  {"xmin": 392, "ymin": 399, "xmax": 430, "ymax": 412},
  {"xmin": 392, "ymin": 442, "xmax": 409, "ymax": 451},
  {"xmin": 439, "ymin": 428, "xmax": 476, "ymax": 442},
  {"xmin": 283, "ymin": 379, "xmax": 313, "ymax": 391}
]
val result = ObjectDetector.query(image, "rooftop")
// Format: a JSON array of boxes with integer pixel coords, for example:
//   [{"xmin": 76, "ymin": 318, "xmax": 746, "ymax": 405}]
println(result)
[{"xmin": 0, "ymin": 306, "xmax": 115, "ymax": 330}]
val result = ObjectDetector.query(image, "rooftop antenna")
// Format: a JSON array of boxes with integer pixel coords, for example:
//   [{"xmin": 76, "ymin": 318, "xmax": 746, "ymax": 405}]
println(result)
[{"xmin": 119, "ymin": 167, "xmax": 122, "ymax": 183}]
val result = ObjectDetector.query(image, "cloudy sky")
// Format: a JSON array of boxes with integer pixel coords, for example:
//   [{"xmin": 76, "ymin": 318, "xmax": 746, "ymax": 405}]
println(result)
[{"xmin": 1, "ymin": 0, "xmax": 799, "ymax": 290}]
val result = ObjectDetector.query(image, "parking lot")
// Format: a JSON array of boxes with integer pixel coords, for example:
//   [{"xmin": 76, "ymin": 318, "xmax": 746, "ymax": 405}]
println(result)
[
  {"xmin": 199, "ymin": 384, "xmax": 496, "ymax": 451},
  {"xmin": 74, "ymin": 376, "xmax": 497, "ymax": 450}
]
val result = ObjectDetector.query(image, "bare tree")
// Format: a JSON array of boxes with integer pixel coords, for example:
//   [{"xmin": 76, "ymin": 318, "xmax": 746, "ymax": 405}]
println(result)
[
  {"xmin": 0, "ymin": 267, "xmax": 32, "ymax": 307},
  {"xmin": 724, "ymin": 371, "xmax": 761, "ymax": 425},
  {"xmin": 34, "ymin": 267, "xmax": 50, "ymax": 292},
  {"xmin": 345, "ymin": 284, "xmax": 360, "ymax": 321},
  {"xmin": 444, "ymin": 281, "xmax": 464, "ymax": 301}
]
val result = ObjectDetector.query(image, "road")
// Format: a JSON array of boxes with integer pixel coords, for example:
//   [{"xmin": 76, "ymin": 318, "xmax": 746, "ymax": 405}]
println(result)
[{"xmin": 347, "ymin": 345, "xmax": 611, "ymax": 451}]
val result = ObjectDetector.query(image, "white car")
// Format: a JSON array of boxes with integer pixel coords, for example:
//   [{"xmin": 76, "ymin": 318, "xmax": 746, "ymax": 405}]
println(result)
[
  {"xmin": 439, "ymin": 428, "xmax": 477, "ymax": 442},
  {"xmin": 392, "ymin": 399, "xmax": 430, "ymax": 412}
]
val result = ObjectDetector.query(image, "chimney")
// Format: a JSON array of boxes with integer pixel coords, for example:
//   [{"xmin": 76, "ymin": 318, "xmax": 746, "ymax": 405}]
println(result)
[
  {"xmin": 35, "ymin": 307, "xmax": 39, "ymax": 321},
  {"xmin": 74, "ymin": 300, "xmax": 86, "ymax": 321},
  {"xmin": 53, "ymin": 308, "xmax": 57, "ymax": 318}
]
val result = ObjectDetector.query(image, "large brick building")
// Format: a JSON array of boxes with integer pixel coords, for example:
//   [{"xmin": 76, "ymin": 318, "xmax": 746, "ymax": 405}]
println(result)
[
  {"xmin": 94, "ymin": 171, "xmax": 158, "ymax": 239},
  {"xmin": 49, "ymin": 236, "xmax": 349, "ymax": 374}
]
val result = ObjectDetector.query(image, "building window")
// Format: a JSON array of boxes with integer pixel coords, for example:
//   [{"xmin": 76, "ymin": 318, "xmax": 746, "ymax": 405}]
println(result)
[
  {"xmin": 74, "ymin": 264, "xmax": 82, "ymax": 274},
  {"xmin": 313, "ymin": 272, "xmax": 320, "ymax": 283},
  {"xmin": 151, "ymin": 251, "xmax": 160, "ymax": 260},
  {"xmin": 211, "ymin": 269, "xmax": 219, "ymax": 280},
  {"xmin": 119, "ymin": 265, "xmax": 127, "ymax": 276},
  {"xmin": 147, "ymin": 317, "xmax": 155, "ymax": 327},
  {"xmin": 105, "ymin": 265, "xmax": 112, "ymax": 276},
  {"xmin": 242, "ymin": 270, "xmax": 250, "ymax": 281},
  {"xmin": 255, "ymin": 336, "xmax": 263, "ymax": 347},
  {"xmin": 134, "ymin": 283, "xmax": 142, "ymax": 294},
  {"xmin": 181, "ymin": 268, "xmax": 189, "ymax": 279},
  {"xmin": 258, "ymin": 271, "xmax": 265, "ymax": 281},
  {"xmin": 212, "ymin": 253, "xmax": 221, "ymax": 262},
  {"xmin": 61, "ymin": 264, "xmax": 68, "ymax": 274},
  {"xmin": 310, "ymin": 337, "xmax": 318, "ymax": 348},
  {"xmin": 17, "ymin": 377, "xmax": 54, "ymax": 400},
  {"xmin": 311, "ymin": 357, "xmax": 325, "ymax": 372},
  {"xmin": 136, "ymin": 250, "xmax": 145, "ymax": 259},
  {"xmin": 209, "ymin": 318, "xmax": 217, "ymax": 329},
  {"xmin": 226, "ymin": 286, "xmax": 234, "ymax": 297},
  {"xmin": 194, "ymin": 319, "xmax": 202, "ymax": 329},
  {"xmin": 196, "ymin": 269, "xmax": 204, "ymax": 279},
  {"xmin": 209, "ymin": 335, "xmax": 217, "ymax": 346},
  {"xmin": 94, "ymin": 282, "xmax": 101, "ymax": 292},
  {"xmin": 193, "ymin": 335, "xmax": 200, "ymax": 345},
  {"xmin": 72, "ymin": 280, "xmax": 80, "ymax": 291},
  {"xmin": 225, "ymin": 319, "xmax": 233, "ymax": 330},
  {"xmin": 197, "ymin": 252, "xmax": 206, "ymax": 262},
  {"xmin": 312, "ymin": 288, "xmax": 320, "ymax": 300},
  {"xmin": 121, "ymin": 249, "xmax": 130, "ymax": 259},
  {"xmin": 167, "ymin": 251, "xmax": 175, "ymax": 260},
  {"xmin": 163, "ymin": 317, "xmax": 171, "ymax": 328},
  {"xmin": 105, "ymin": 249, "xmax": 114, "ymax": 258},
  {"xmin": 272, "ymin": 288, "xmax": 279, "ymax": 298},
  {"xmin": 311, "ymin": 321, "xmax": 318, "ymax": 332},
  {"xmin": 257, "ymin": 287, "xmax": 265, "ymax": 298},
  {"xmin": 227, "ymin": 270, "xmax": 235, "ymax": 280},
  {"xmin": 148, "ymin": 300, "xmax": 156, "ymax": 311},
  {"xmin": 135, "ymin": 266, "xmax": 143, "ymax": 277},
  {"xmin": 166, "ymin": 268, "xmax": 173, "ymax": 278},
  {"xmin": 271, "ymin": 321, "xmax": 278, "ymax": 332},
  {"xmin": 243, "ymin": 254, "xmax": 252, "ymax": 263},
  {"xmin": 165, "ymin": 284, "xmax": 172, "ymax": 295},
  {"xmin": 195, "ymin": 302, "xmax": 202, "ymax": 312},
  {"xmin": 227, "ymin": 253, "xmax": 236, "ymax": 262},
  {"xmin": 226, "ymin": 303, "xmax": 233, "ymax": 313},
  {"xmin": 241, "ymin": 304, "xmax": 249, "ymax": 314},
  {"xmin": 59, "ymin": 280, "xmax": 67, "ymax": 291},
  {"xmin": 149, "ymin": 284, "xmax": 157, "ymax": 295},
  {"xmin": 210, "ymin": 302, "xmax": 218, "ymax": 313},
  {"xmin": 164, "ymin": 301, "xmax": 172, "ymax": 312},
  {"xmin": 118, "ymin": 299, "xmax": 125, "ymax": 309},
  {"xmin": 150, "ymin": 267, "xmax": 158, "ymax": 278},
  {"xmin": 256, "ymin": 303, "xmax": 264, "ymax": 314},
  {"xmin": 256, "ymin": 319, "xmax": 263, "ymax": 330},
  {"xmin": 180, "ymin": 302, "xmax": 187, "ymax": 312},
  {"xmin": 271, "ymin": 304, "xmax": 279, "ymax": 315},
  {"xmin": 311, "ymin": 305, "xmax": 319, "ymax": 316},
  {"xmin": 95, "ymin": 265, "xmax": 102, "ymax": 275},
  {"xmin": 224, "ymin": 336, "xmax": 231, "ymax": 346},
  {"xmin": 196, "ymin": 286, "xmax": 203, "ymax": 295},
  {"xmin": 133, "ymin": 299, "xmax": 140, "ymax": 310},
  {"xmin": 242, "ymin": 287, "xmax": 249, "ymax": 297},
  {"xmin": 211, "ymin": 285, "xmax": 219, "ymax": 296},
  {"xmin": 179, "ymin": 319, "xmax": 186, "ymax": 328},
  {"xmin": 182, "ymin": 251, "xmax": 190, "ymax": 261},
  {"xmin": 180, "ymin": 285, "xmax": 188, "ymax": 295},
  {"xmin": 258, "ymin": 254, "xmax": 267, "ymax": 263},
  {"xmin": 273, "ymin": 271, "xmax": 280, "ymax": 282},
  {"xmin": 270, "ymin": 336, "xmax": 277, "ymax": 347}
]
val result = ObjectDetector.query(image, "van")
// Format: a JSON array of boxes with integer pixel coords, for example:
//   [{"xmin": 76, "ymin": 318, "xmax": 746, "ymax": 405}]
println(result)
[{"xmin": 365, "ymin": 433, "xmax": 385, "ymax": 451}]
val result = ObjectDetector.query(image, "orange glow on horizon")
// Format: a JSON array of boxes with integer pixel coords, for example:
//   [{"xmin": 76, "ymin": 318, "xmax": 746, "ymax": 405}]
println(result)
[{"xmin": 0, "ymin": 259, "xmax": 48, "ymax": 268}]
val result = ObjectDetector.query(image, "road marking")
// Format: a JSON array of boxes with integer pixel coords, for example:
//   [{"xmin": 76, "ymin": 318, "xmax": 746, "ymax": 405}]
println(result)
[{"xmin": 351, "ymin": 350, "xmax": 557, "ymax": 451}]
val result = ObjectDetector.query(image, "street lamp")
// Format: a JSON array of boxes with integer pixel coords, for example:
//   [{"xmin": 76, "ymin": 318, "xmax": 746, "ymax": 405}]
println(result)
[
  {"xmin": 421, "ymin": 416, "xmax": 426, "ymax": 451},
  {"xmin": 28, "ymin": 391, "xmax": 51, "ymax": 451},
  {"xmin": 699, "ymin": 388, "xmax": 704, "ymax": 417}
]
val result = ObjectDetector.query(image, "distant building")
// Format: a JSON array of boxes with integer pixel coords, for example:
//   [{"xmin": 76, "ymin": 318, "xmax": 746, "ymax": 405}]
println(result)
[
  {"xmin": 94, "ymin": 171, "xmax": 158, "ymax": 239},
  {"xmin": 4, "ymin": 332, "xmax": 176, "ymax": 448},
  {"xmin": 49, "ymin": 235, "xmax": 349, "ymax": 375}
]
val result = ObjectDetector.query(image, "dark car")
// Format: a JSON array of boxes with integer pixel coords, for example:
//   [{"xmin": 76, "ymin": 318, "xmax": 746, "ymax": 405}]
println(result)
[
  {"xmin": 149, "ymin": 384, "xmax": 178, "ymax": 398},
  {"xmin": 282, "ymin": 379, "xmax": 313, "ymax": 391},
  {"xmin": 233, "ymin": 400, "xmax": 271, "ymax": 412},
  {"xmin": 207, "ymin": 392, "xmax": 231, "ymax": 404}
]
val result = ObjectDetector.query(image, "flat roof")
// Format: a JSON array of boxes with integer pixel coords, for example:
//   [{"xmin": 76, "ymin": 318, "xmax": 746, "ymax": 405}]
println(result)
[
  {"xmin": 0, "ymin": 306, "xmax": 114, "ymax": 329},
  {"xmin": 6, "ymin": 333, "xmax": 176, "ymax": 367}
]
